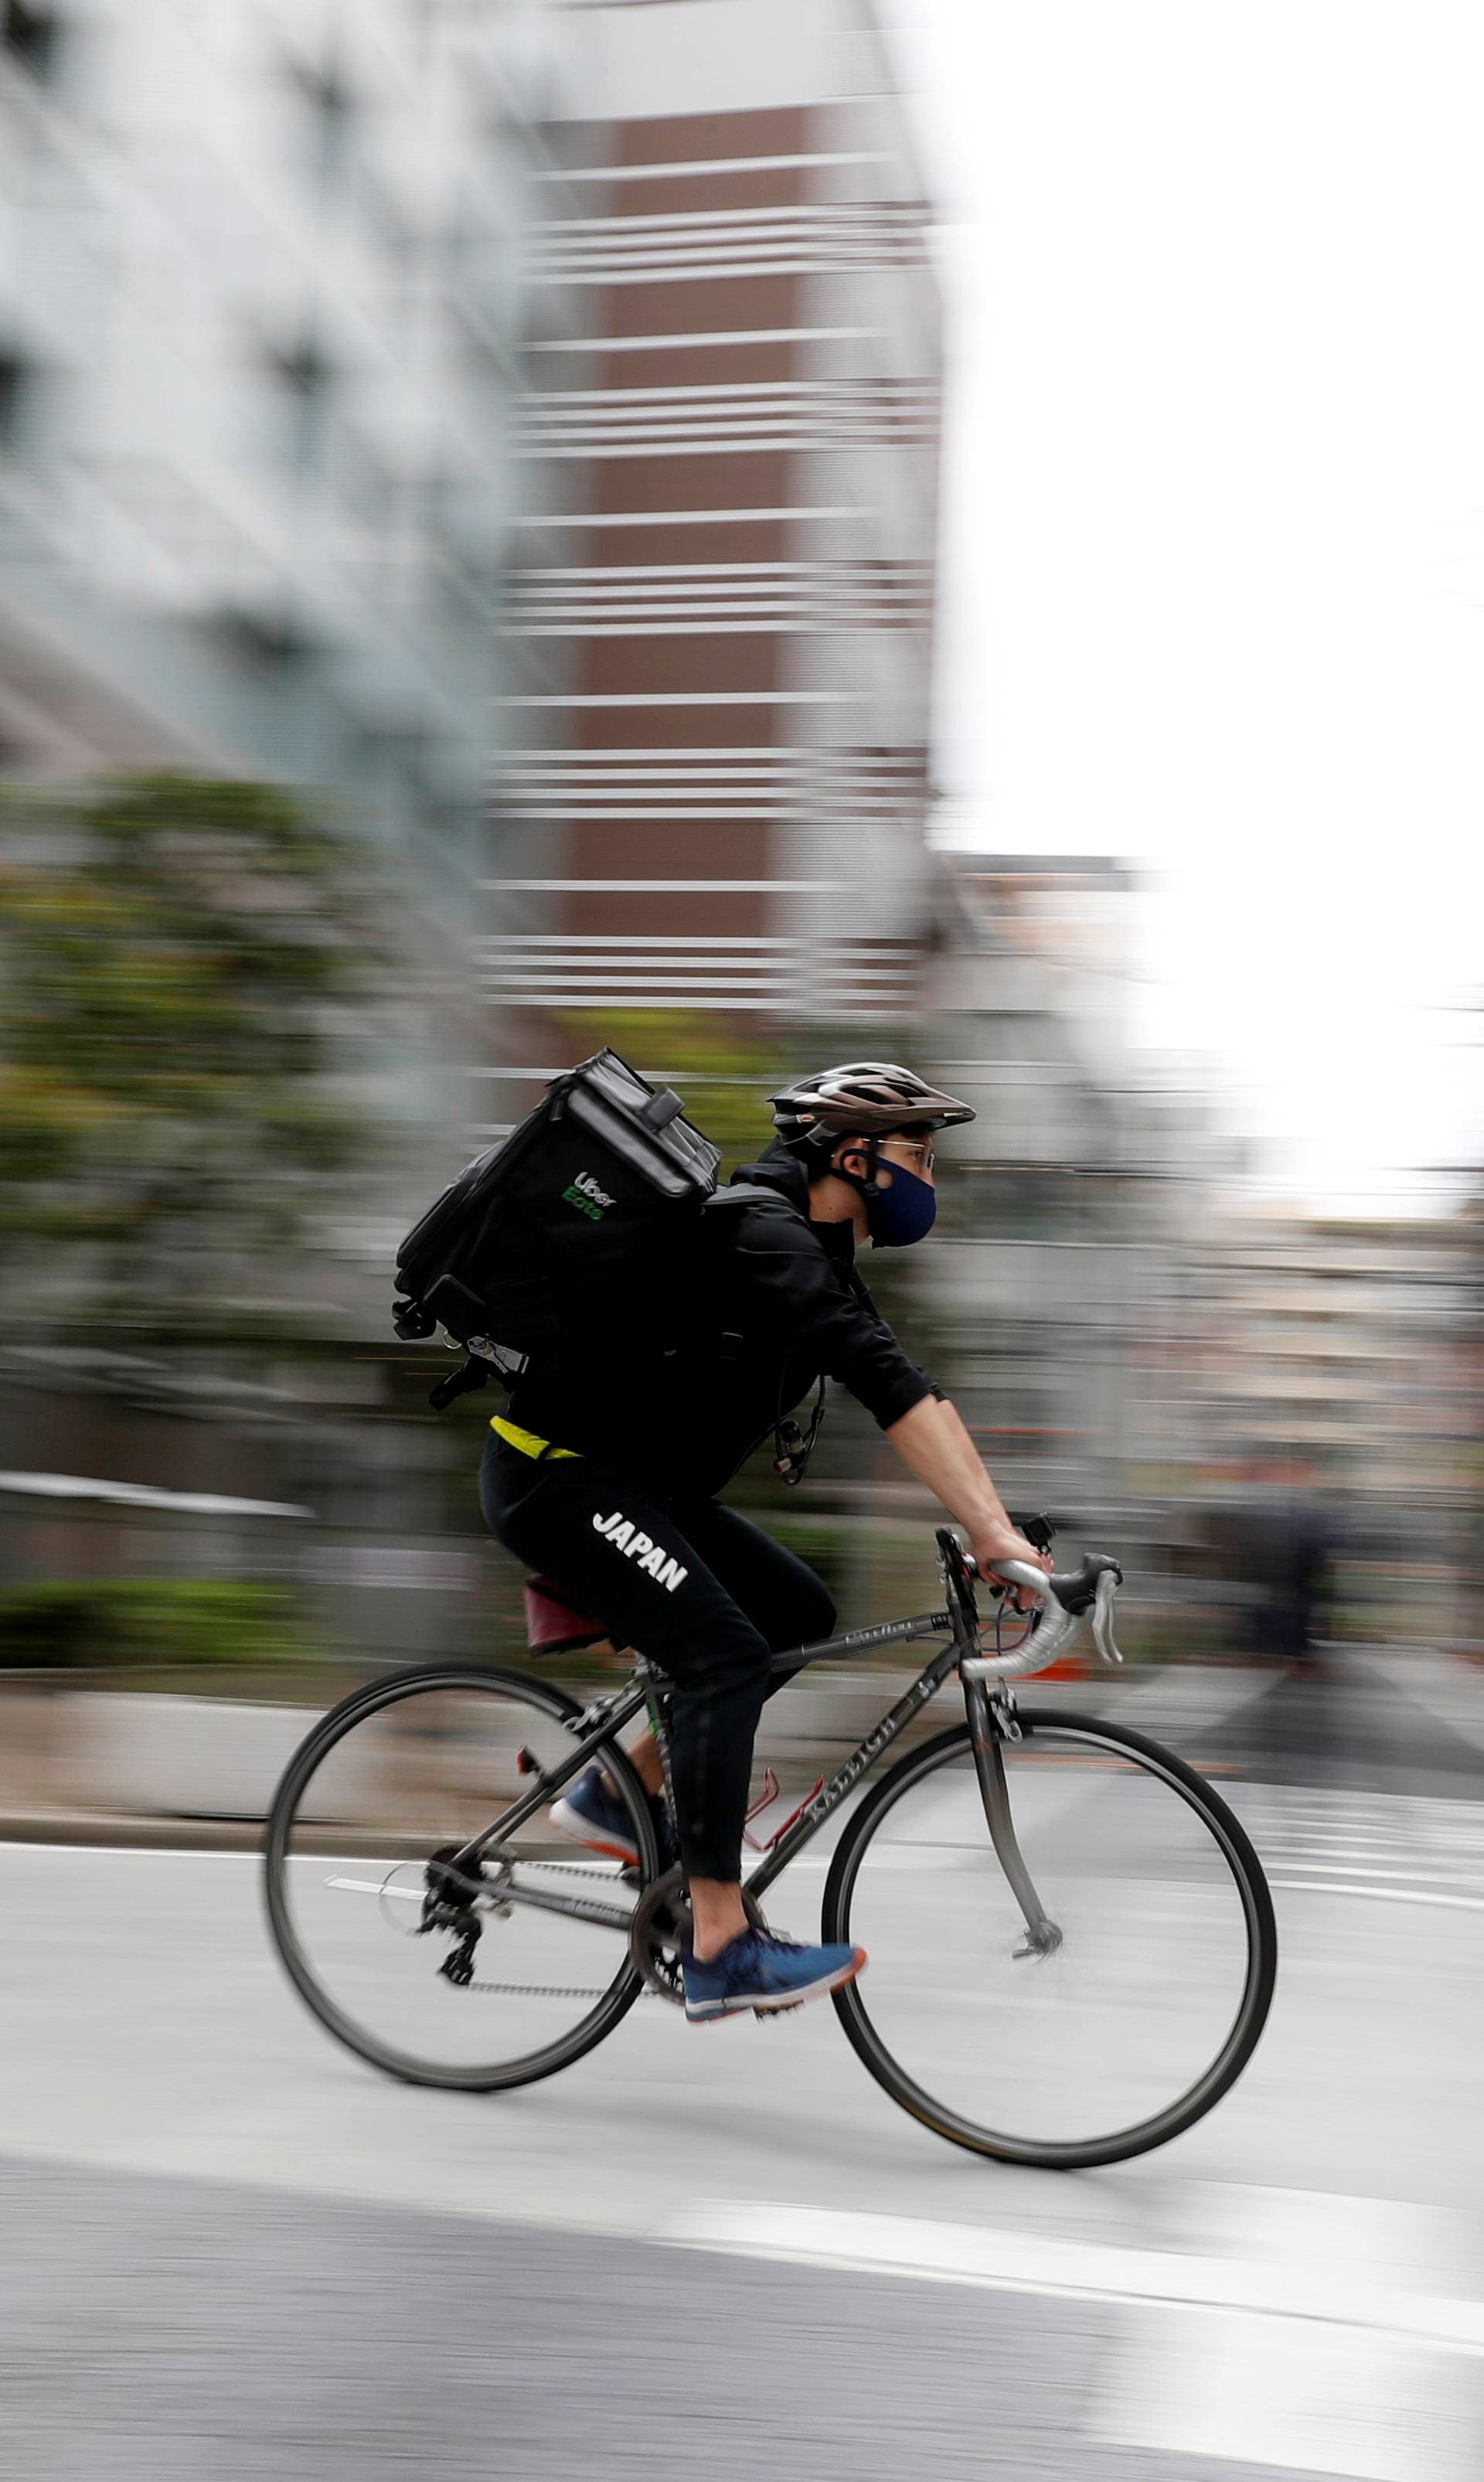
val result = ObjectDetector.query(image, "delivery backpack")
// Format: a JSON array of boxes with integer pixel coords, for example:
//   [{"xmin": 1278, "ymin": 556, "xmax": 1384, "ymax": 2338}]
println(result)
[{"xmin": 393, "ymin": 1050, "xmax": 723, "ymax": 1411}]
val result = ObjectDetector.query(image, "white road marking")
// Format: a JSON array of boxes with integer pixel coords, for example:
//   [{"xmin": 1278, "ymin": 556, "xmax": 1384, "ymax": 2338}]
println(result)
[
  {"xmin": 660, "ymin": 2201, "xmax": 1484, "ymax": 2354},
  {"xmin": 1272, "ymin": 1847, "xmax": 1481, "ymax": 1867},
  {"xmin": 1098, "ymin": 2306, "xmax": 1484, "ymax": 2482},
  {"xmin": 325, "ymin": 1876, "xmax": 420, "ymax": 1901},
  {"xmin": 1270, "ymin": 1857, "xmax": 1482, "ymax": 1878},
  {"xmin": 1271, "ymin": 1881, "xmax": 1484, "ymax": 1912},
  {"xmin": 15, "ymin": 1836, "xmax": 1484, "ymax": 1913},
  {"xmin": 1236, "ymin": 1785, "xmax": 1484, "ymax": 1914}
]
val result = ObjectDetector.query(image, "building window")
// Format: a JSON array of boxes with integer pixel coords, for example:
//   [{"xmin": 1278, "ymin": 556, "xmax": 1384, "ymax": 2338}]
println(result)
[
  {"xmin": 2, "ymin": 2, "xmax": 57, "ymax": 80},
  {"xmin": 0, "ymin": 351, "xmax": 29, "ymax": 452},
  {"xmin": 269, "ymin": 342, "xmax": 333, "ymax": 470},
  {"xmin": 203, "ymin": 607, "xmax": 313, "ymax": 677},
  {"xmin": 291, "ymin": 60, "xmax": 352, "ymax": 191}
]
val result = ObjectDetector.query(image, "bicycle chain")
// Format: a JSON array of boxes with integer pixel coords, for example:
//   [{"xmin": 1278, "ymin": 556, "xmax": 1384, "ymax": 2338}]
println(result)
[
  {"xmin": 460, "ymin": 1854, "xmax": 645, "ymax": 1999},
  {"xmin": 468, "ymin": 1854, "xmax": 635, "ymax": 1885},
  {"xmin": 465, "ymin": 1979, "xmax": 613, "ymax": 2000}
]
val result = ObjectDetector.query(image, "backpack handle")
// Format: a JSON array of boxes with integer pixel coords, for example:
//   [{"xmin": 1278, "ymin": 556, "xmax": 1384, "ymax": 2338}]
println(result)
[{"xmin": 639, "ymin": 1086, "xmax": 685, "ymax": 1132}]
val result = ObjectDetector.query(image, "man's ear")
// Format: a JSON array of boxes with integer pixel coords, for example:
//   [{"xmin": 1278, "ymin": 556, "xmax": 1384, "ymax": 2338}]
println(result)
[{"xmin": 834, "ymin": 1137, "xmax": 870, "ymax": 1181}]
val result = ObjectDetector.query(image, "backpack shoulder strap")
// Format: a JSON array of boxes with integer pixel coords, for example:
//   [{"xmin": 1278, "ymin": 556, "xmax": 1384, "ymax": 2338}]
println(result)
[{"xmin": 703, "ymin": 1182, "xmax": 798, "ymax": 1217}]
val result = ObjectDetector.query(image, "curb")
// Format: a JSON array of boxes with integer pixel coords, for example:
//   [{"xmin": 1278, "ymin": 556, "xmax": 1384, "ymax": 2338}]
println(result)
[
  {"xmin": 0, "ymin": 1813, "xmax": 602, "ymax": 1861},
  {"xmin": 0, "ymin": 1811, "xmax": 266, "ymax": 1850}
]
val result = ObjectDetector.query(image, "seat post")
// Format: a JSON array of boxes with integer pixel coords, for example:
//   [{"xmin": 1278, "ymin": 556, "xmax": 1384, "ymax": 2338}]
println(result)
[{"xmin": 632, "ymin": 1654, "xmax": 679, "ymax": 1830}]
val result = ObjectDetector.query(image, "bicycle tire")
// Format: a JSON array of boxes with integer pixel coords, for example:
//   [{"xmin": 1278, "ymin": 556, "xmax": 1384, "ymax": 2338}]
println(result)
[
  {"xmin": 823, "ymin": 1707, "xmax": 1277, "ymax": 2169},
  {"xmin": 264, "ymin": 1663, "xmax": 659, "ymax": 2092}
]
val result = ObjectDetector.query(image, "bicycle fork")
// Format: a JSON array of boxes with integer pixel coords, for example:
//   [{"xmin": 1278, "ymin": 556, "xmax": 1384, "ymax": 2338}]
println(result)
[{"xmin": 964, "ymin": 1680, "xmax": 1063, "ymax": 1960}]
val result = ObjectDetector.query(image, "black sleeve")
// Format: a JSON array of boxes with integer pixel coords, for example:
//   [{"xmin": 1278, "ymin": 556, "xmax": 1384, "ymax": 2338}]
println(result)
[{"xmin": 731, "ymin": 1206, "xmax": 938, "ymax": 1431}]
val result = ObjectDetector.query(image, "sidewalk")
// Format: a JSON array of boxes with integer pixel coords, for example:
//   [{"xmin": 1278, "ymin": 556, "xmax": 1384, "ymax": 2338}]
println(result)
[{"xmin": 2, "ymin": 1649, "xmax": 1477, "ymax": 1848}]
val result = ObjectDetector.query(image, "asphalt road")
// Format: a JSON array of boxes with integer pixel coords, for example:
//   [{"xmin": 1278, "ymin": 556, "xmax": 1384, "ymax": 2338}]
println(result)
[
  {"xmin": 0, "ymin": 2152, "xmax": 1354, "ymax": 2482},
  {"xmin": 5, "ymin": 1650, "xmax": 1484, "ymax": 2482}
]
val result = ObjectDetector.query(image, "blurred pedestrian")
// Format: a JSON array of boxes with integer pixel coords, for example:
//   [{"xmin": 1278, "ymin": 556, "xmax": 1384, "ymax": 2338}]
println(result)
[{"xmin": 1234, "ymin": 1455, "xmax": 1336, "ymax": 1663}]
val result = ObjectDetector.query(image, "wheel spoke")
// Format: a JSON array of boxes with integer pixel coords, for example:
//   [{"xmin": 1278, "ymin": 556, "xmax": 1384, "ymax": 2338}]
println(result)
[
  {"xmin": 264, "ymin": 1666, "xmax": 659, "ymax": 2092},
  {"xmin": 826, "ymin": 1711, "xmax": 1275, "ymax": 2168}
]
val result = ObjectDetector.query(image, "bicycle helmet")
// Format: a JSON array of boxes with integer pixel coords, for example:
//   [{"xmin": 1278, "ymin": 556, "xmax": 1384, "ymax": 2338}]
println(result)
[{"xmin": 769, "ymin": 1062, "xmax": 976, "ymax": 1152}]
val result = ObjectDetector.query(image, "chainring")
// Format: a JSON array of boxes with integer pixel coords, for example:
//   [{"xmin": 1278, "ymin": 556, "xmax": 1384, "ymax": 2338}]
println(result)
[{"xmin": 628, "ymin": 1866, "xmax": 767, "ymax": 2007}]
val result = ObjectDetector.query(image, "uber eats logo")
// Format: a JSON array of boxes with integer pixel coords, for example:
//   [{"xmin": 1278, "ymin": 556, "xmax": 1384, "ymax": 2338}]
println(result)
[{"xmin": 562, "ymin": 1170, "xmax": 615, "ymax": 1221}]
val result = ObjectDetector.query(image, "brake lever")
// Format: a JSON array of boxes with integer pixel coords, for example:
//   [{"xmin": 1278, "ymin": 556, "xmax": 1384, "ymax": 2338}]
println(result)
[
  {"xmin": 1090, "ymin": 1566, "xmax": 1125, "ymax": 1666},
  {"xmin": 962, "ymin": 1547, "xmax": 1125, "ymax": 1675},
  {"xmin": 961, "ymin": 1559, "xmax": 1081, "ymax": 1679}
]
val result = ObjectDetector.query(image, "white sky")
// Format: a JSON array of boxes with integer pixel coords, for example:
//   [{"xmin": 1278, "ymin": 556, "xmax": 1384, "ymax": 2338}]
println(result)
[{"xmin": 891, "ymin": 1, "xmax": 1484, "ymax": 1208}]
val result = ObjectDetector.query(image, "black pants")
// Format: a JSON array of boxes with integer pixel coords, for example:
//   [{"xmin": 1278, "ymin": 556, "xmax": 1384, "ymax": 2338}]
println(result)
[{"xmin": 479, "ymin": 1439, "xmax": 833, "ymax": 1881}]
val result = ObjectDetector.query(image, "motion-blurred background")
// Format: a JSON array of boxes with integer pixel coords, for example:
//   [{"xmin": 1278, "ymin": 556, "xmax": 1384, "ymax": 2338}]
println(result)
[
  {"xmin": 4, "ymin": 9, "xmax": 1484, "ymax": 2480},
  {"xmin": 1, "ymin": 0, "xmax": 1478, "ymax": 1818}
]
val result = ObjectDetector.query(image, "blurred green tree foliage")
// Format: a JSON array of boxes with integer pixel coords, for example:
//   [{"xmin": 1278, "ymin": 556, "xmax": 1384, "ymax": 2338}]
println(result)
[
  {"xmin": 0, "ymin": 777, "xmax": 382, "ymax": 1321},
  {"xmin": 0, "ymin": 1579, "xmax": 307, "ymax": 1667},
  {"xmin": 553, "ymin": 1008, "xmax": 782, "ymax": 1175}
]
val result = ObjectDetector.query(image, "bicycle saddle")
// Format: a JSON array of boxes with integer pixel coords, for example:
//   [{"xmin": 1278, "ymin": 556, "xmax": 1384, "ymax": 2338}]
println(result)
[{"xmin": 522, "ymin": 1575, "xmax": 607, "ymax": 1657}]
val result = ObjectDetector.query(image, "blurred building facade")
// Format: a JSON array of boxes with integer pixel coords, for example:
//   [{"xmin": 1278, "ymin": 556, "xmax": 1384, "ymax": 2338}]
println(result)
[
  {"xmin": 482, "ymin": 0, "xmax": 941, "ymax": 1131},
  {"xmin": 1190, "ymin": 1204, "xmax": 1482, "ymax": 1647},
  {"xmin": 0, "ymin": 0, "xmax": 548, "ymax": 895},
  {"xmin": 918, "ymin": 858, "xmax": 1226, "ymax": 1571},
  {"xmin": 0, "ymin": 1, "xmax": 567, "ymax": 1639},
  {"xmin": 6, "ymin": 0, "xmax": 1473, "ymax": 1677}
]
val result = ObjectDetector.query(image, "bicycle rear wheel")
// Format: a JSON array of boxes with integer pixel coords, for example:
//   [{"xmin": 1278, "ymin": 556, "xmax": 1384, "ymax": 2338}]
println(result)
[
  {"xmin": 264, "ymin": 1664, "xmax": 658, "ymax": 2091},
  {"xmin": 824, "ymin": 1709, "xmax": 1276, "ymax": 2168}
]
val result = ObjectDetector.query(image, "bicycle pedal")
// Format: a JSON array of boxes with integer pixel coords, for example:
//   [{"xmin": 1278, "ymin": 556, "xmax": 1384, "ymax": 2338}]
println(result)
[{"xmin": 754, "ymin": 2001, "xmax": 803, "ymax": 2019}]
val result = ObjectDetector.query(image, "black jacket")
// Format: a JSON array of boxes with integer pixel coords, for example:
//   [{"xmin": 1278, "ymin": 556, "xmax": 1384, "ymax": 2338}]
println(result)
[{"xmin": 502, "ymin": 1139, "xmax": 938, "ymax": 1496}]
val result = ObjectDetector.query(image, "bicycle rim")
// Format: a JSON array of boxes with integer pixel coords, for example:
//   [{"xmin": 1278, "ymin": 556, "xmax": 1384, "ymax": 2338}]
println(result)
[
  {"xmin": 264, "ymin": 1664, "xmax": 657, "ymax": 2092},
  {"xmin": 824, "ymin": 1711, "xmax": 1277, "ymax": 2168}
]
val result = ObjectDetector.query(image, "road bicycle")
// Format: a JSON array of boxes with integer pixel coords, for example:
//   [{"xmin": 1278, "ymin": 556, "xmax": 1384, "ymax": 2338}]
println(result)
[{"xmin": 264, "ymin": 1527, "xmax": 1277, "ymax": 2170}]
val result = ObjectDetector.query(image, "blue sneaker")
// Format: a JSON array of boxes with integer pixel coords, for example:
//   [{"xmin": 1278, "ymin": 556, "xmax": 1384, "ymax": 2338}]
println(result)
[
  {"xmin": 681, "ymin": 1926, "xmax": 866, "ymax": 2023},
  {"xmin": 550, "ymin": 1765, "xmax": 676, "ymax": 1870}
]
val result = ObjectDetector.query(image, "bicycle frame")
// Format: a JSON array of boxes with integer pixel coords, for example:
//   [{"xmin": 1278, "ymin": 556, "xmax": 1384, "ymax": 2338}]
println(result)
[
  {"xmin": 447, "ymin": 1616, "xmax": 959, "ymax": 1932},
  {"xmin": 268, "ymin": 1520, "xmax": 1277, "ymax": 2167},
  {"xmin": 447, "ymin": 1535, "xmax": 1056, "ymax": 1942}
]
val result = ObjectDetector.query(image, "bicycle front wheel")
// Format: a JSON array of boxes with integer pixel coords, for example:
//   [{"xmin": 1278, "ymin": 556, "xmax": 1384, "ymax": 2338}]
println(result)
[
  {"xmin": 264, "ymin": 1664, "xmax": 658, "ymax": 2092},
  {"xmin": 824, "ymin": 1709, "xmax": 1276, "ymax": 2169}
]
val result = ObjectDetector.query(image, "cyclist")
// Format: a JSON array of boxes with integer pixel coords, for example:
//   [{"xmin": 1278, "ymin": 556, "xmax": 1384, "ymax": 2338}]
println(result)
[{"xmin": 478, "ymin": 1063, "xmax": 1051, "ymax": 2023}]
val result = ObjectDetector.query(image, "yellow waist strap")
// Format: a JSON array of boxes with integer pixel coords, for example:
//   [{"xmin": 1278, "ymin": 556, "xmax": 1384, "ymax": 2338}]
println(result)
[{"xmin": 490, "ymin": 1415, "xmax": 581, "ymax": 1462}]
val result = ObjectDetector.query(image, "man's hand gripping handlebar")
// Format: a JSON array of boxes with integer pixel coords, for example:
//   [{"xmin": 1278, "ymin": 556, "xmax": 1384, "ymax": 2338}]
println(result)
[{"xmin": 959, "ymin": 1551, "xmax": 1127, "ymax": 1683}]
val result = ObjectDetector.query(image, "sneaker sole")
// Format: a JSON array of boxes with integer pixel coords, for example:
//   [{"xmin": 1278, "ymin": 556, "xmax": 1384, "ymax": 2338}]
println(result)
[
  {"xmin": 547, "ymin": 1798, "xmax": 638, "ymax": 1868},
  {"xmin": 686, "ymin": 1949, "xmax": 866, "ymax": 2024}
]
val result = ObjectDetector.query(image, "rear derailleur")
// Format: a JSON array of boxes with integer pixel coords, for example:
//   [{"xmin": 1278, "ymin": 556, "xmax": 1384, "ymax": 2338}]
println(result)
[{"xmin": 421, "ymin": 1844, "xmax": 487, "ymax": 1989}]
